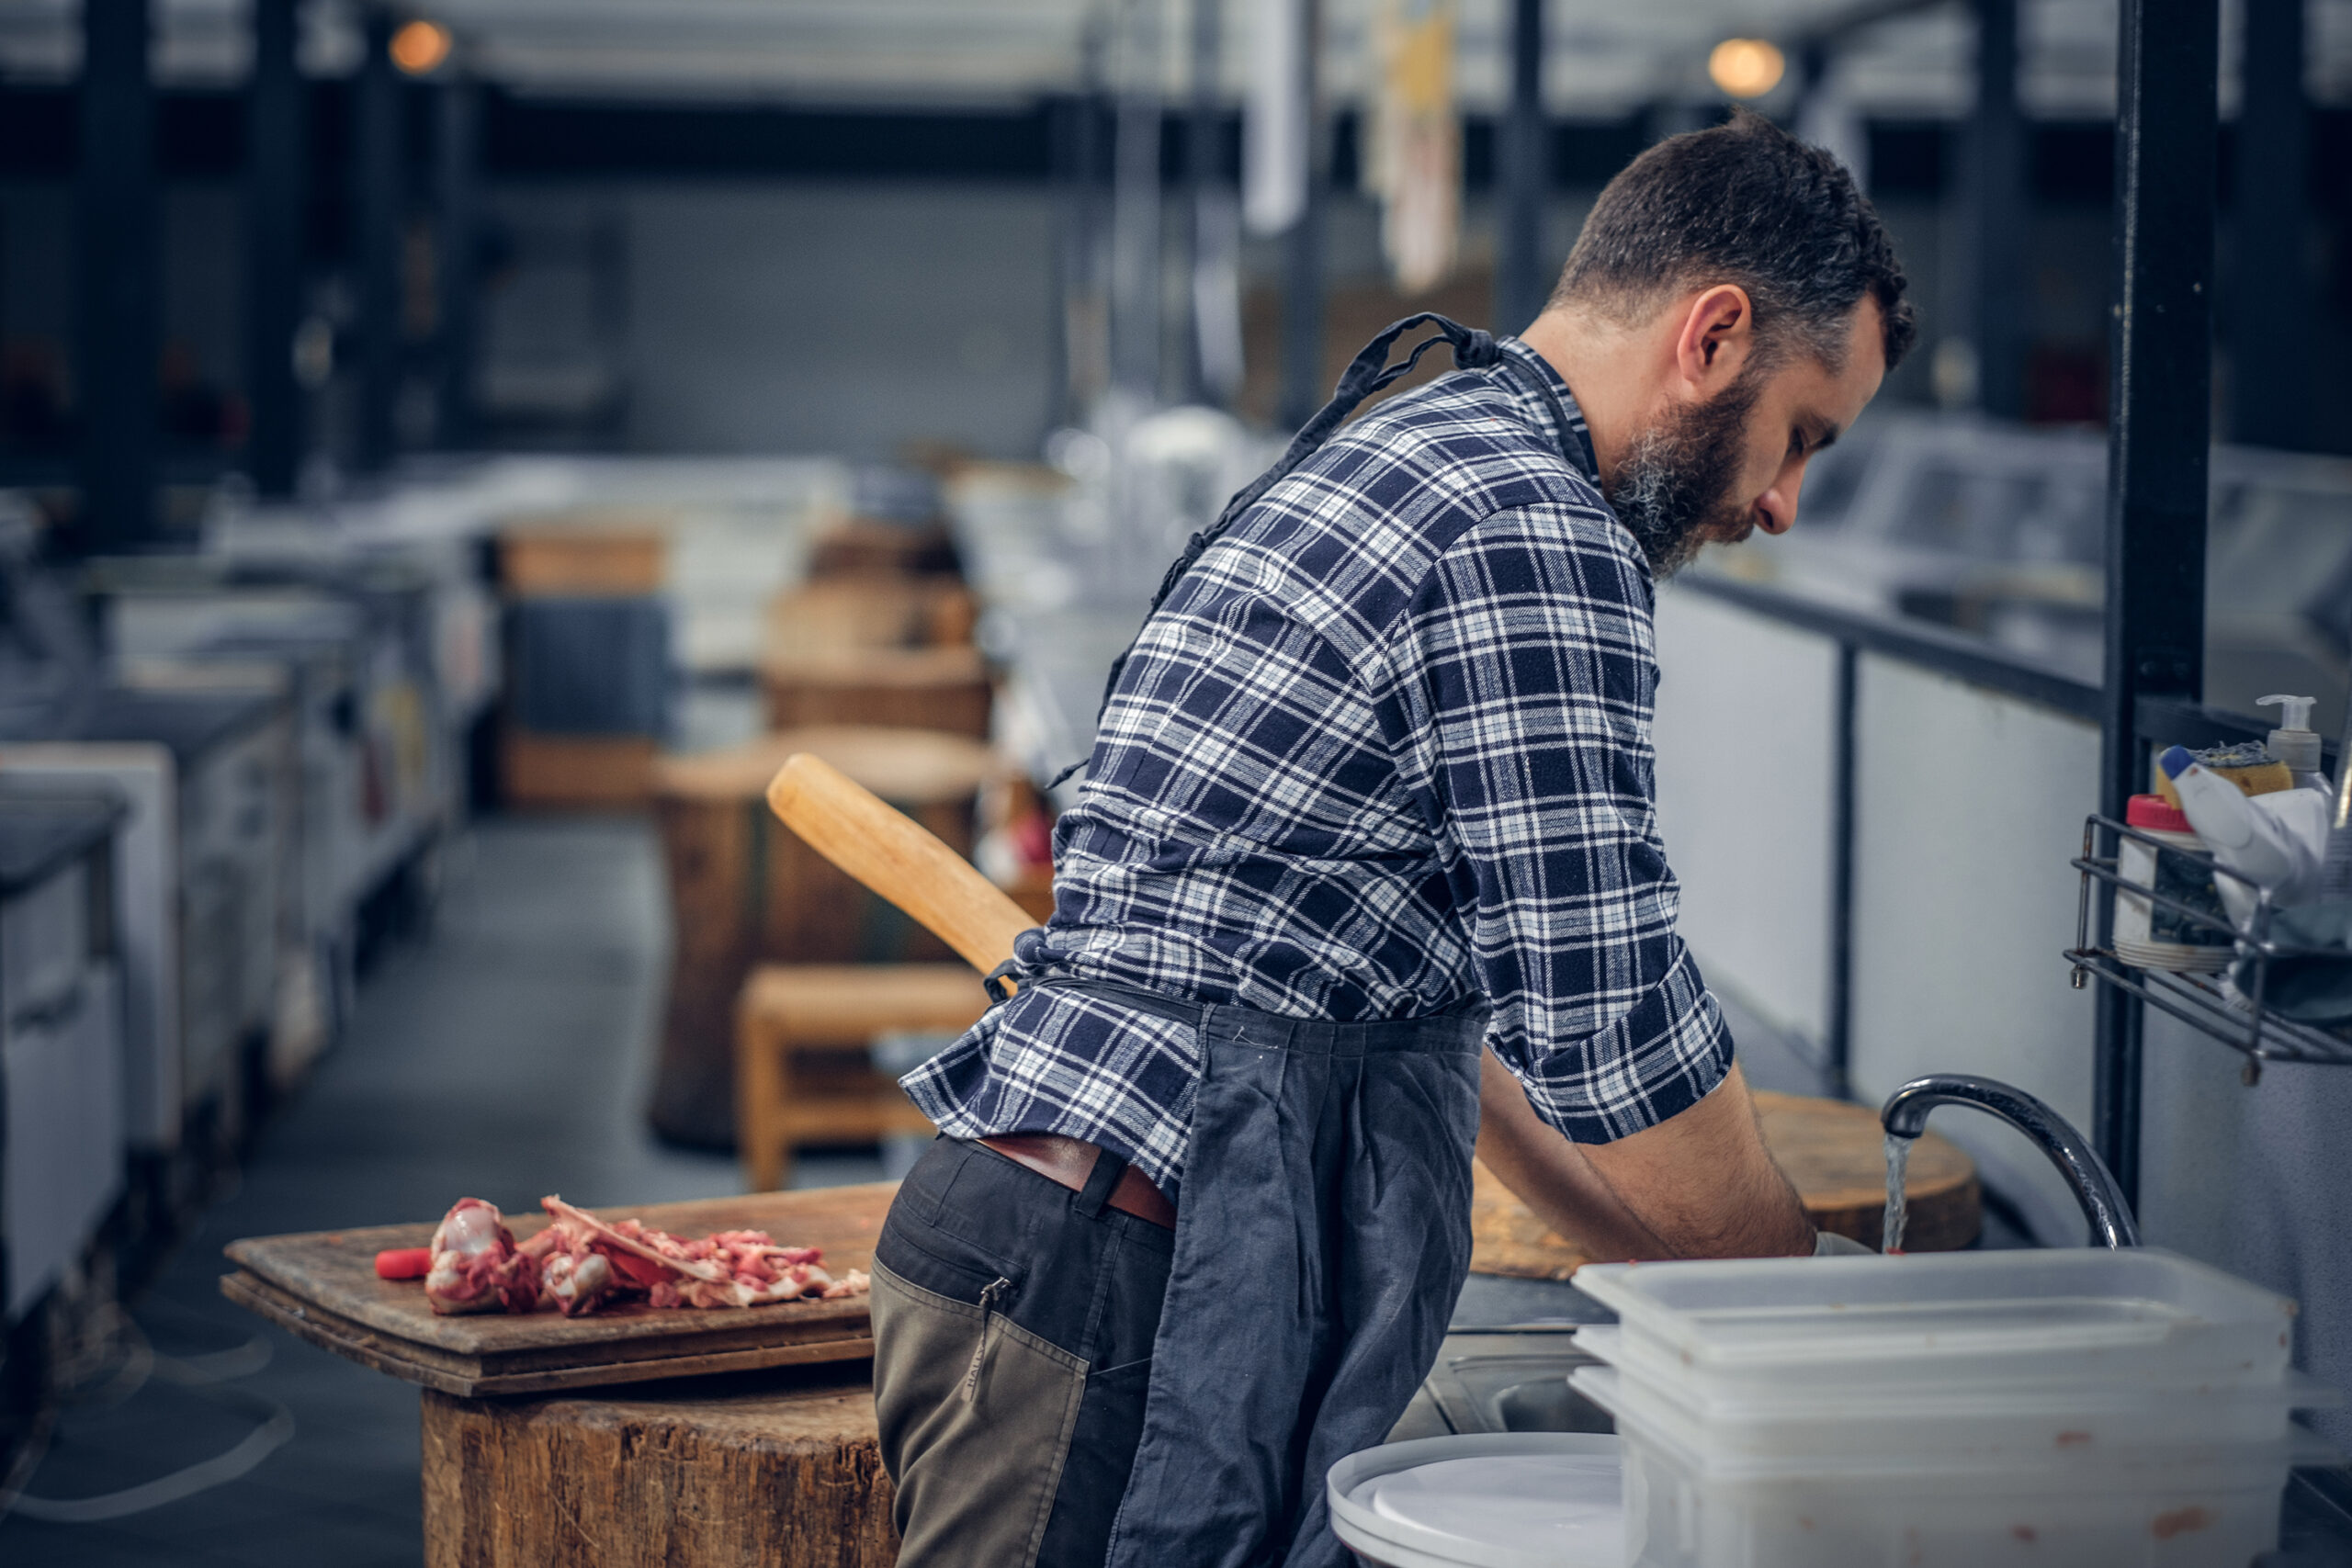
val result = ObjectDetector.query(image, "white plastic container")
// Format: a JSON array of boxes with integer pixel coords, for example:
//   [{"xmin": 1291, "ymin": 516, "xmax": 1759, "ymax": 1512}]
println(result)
[
  {"xmin": 1573, "ymin": 1325, "xmax": 2334, "ymax": 1461},
  {"xmin": 1565, "ymin": 1251, "xmax": 2332, "ymax": 1567},
  {"xmin": 1569, "ymin": 1249, "xmax": 2297, "ymax": 1395},
  {"xmin": 1327, "ymin": 1433, "xmax": 1628, "ymax": 1568},
  {"xmin": 1593, "ymin": 1376, "xmax": 2303, "ymax": 1568}
]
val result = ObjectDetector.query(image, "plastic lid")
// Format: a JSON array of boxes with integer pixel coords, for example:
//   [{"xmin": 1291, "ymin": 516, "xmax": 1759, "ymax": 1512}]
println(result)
[
  {"xmin": 1329, "ymin": 1436, "xmax": 1627, "ymax": 1568},
  {"xmin": 1355, "ymin": 1455, "xmax": 1623, "ymax": 1564},
  {"xmin": 2127, "ymin": 794, "xmax": 2193, "ymax": 833}
]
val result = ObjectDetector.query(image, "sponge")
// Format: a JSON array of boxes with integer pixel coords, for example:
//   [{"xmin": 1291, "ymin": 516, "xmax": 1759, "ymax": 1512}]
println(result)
[{"xmin": 2153, "ymin": 741, "xmax": 2292, "ymax": 809}]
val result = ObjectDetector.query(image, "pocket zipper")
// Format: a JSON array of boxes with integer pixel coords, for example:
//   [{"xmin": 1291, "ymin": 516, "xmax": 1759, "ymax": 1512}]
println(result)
[{"xmin": 960, "ymin": 1277, "xmax": 1012, "ymax": 1405}]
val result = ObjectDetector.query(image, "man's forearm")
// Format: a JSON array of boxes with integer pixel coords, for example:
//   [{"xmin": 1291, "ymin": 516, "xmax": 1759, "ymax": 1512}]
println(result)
[
  {"xmin": 1474, "ymin": 1050, "xmax": 1670, "ymax": 1261},
  {"xmin": 1475, "ymin": 1052, "xmax": 1814, "ymax": 1261}
]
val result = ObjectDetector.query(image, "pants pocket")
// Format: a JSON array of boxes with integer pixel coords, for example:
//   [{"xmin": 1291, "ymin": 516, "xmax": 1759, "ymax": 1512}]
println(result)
[
  {"xmin": 871, "ymin": 1256, "xmax": 1090, "ymax": 1568},
  {"xmin": 1035, "ymin": 1357, "xmax": 1157, "ymax": 1568}
]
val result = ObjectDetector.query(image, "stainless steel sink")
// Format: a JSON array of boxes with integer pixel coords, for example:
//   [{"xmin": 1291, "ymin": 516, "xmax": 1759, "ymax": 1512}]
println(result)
[{"xmin": 1392, "ymin": 1327, "xmax": 1615, "ymax": 1439}]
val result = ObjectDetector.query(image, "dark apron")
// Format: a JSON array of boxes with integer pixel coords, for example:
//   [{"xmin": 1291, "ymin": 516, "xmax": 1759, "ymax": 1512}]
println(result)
[
  {"xmin": 1020, "ymin": 313, "xmax": 1543, "ymax": 1567},
  {"xmin": 1016, "ymin": 976, "xmax": 1485, "ymax": 1568}
]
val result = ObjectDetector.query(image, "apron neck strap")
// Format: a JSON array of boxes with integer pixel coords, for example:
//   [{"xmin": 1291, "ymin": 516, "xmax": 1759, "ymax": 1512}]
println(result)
[
  {"xmin": 1051, "ymin": 315, "xmax": 1498, "ymax": 788},
  {"xmin": 1144, "ymin": 314, "xmax": 1498, "ymax": 616}
]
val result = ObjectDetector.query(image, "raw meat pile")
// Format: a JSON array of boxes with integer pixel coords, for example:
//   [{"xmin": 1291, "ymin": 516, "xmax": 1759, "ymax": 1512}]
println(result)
[{"xmin": 414, "ymin": 1195, "xmax": 870, "ymax": 1318}]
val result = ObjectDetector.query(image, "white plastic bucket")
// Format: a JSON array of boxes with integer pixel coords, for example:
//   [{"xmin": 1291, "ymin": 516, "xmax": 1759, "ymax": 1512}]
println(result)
[{"xmin": 1327, "ymin": 1433, "xmax": 1630, "ymax": 1568}]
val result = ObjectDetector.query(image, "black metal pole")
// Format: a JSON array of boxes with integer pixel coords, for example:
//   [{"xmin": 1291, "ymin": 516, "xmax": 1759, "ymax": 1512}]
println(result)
[
  {"xmin": 244, "ymin": 0, "xmax": 303, "ymax": 497},
  {"xmin": 1826, "ymin": 639, "xmax": 1858, "ymax": 1100},
  {"xmin": 76, "ymin": 0, "xmax": 158, "ymax": 551},
  {"xmin": 435, "ymin": 75, "xmax": 480, "ymax": 451},
  {"xmin": 1047, "ymin": 95, "xmax": 1078, "ymax": 432},
  {"xmin": 1497, "ymin": 0, "xmax": 1547, "ymax": 333},
  {"xmin": 353, "ymin": 6, "xmax": 401, "ymax": 472},
  {"xmin": 1182, "ymin": 0, "xmax": 1222, "ymax": 403},
  {"xmin": 2230, "ymin": 0, "xmax": 2308, "ymax": 450},
  {"xmin": 1109, "ymin": 0, "xmax": 1163, "ymax": 400},
  {"xmin": 1277, "ymin": 0, "xmax": 1325, "ymax": 431},
  {"xmin": 1064, "ymin": 17, "xmax": 1111, "ymax": 416},
  {"xmin": 1966, "ymin": 0, "xmax": 2028, "ymax": 420},
  {"xmin": 2095, "ymin": 0, "xmax": 2217, "ymax": 1207}
]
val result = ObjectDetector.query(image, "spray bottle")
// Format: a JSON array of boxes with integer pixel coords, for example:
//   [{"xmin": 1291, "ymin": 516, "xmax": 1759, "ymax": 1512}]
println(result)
[{"xmin": 2257, "ymin": 694, "xmax": 2332, "ymax": 795}]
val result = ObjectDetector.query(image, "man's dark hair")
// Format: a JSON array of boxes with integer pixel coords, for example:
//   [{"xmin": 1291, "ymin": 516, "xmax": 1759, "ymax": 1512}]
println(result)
[{"xmin": 1550, "ymin": 109, "xmax": 1916, "ymax": 374}]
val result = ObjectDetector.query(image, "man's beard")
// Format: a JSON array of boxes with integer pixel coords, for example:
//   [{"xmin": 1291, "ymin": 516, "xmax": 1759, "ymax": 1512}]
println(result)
[{"xmin": 1602, "ymin": 371, "xmax": 1764, "ymax": 579}]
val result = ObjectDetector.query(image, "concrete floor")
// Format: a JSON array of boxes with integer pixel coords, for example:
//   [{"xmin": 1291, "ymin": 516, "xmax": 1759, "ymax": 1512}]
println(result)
[{"xmin": 0, "ymin": 817, "xmax": 881, "ymax": 1566}]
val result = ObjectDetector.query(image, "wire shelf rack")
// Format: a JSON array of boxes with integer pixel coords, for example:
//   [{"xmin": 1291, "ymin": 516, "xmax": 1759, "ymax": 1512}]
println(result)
[{"xmin": 2067, "ymin": 812, "xmax": 2352, "ymax": 1079}]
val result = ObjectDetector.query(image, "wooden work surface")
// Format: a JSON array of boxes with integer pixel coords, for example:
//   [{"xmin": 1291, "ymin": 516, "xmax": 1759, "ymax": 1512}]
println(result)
[
  {"xmin": 1469, "ymin": 1090, "xmax": 1980, "ymax": 1279},
  {"xmin": 220, "ymin": 1184, "xmax": 896, "ymax": 1398}
]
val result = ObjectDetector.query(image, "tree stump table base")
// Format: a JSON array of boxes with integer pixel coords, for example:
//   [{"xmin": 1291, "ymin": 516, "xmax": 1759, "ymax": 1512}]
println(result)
[{"xmin": 423, "ymin": 1363, "xmax": 898, "ymax": 1568}]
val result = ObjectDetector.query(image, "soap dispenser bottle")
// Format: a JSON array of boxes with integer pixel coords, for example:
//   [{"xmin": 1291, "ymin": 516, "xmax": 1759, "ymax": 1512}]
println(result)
[{"xmin": 2258, "ymin": 694, "xmax": 2332, "ymax": 795}]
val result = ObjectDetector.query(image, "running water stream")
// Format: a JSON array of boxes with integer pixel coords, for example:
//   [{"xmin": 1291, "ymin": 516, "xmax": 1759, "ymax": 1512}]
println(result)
[{"xmin": 1882, "ymin": 1133, "xmax": 1912, "ymax": 1254}]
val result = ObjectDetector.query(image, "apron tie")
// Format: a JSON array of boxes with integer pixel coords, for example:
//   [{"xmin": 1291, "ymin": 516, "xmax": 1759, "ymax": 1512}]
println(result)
[{"xmin": 1051, "ymin": 313, "xmax": 1500, "ymax": 789}]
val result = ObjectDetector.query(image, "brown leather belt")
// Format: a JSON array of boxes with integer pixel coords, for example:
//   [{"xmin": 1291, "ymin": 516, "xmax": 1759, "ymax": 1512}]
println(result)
[{"xmin": 978, "ymin": 1134, "xmax": 1177, "ymax": 1230}]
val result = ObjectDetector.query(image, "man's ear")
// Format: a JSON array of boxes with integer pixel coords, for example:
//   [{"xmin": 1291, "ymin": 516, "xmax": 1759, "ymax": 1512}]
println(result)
[{"xmin": 1672, "ymin": 285, "xmax": 1755, "ymax": 393}]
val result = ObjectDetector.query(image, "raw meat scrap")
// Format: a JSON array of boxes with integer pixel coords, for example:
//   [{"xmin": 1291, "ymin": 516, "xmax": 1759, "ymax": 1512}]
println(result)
[
  {"xmin": 539, "ymin": 1196, "xmax": 862, "ymax": 1309},
  {"xmin": 413, "ymin": 1195, "xmax": 868, "ymax": 1318},
  {"xmin": 423, "ymin": 1199, "xmax": 540, "ymax": 1315}
]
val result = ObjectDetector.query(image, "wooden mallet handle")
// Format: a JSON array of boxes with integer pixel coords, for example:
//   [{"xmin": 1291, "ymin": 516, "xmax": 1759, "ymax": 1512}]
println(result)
[{"xmin": 764, "ymin": 752, "xmax": 1036, "ymax": 975}]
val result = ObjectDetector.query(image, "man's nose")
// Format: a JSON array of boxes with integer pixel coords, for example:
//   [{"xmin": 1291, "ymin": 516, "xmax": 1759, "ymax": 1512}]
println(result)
[{"xmin": 1755, "ymin": 466, "xmax": 1804, "ymax": 535}]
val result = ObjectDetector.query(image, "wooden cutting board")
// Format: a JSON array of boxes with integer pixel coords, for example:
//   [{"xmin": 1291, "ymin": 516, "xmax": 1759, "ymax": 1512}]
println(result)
[
  {"xmin": 220, "ymin": 1184, "xmax": 895, "ymax": 1398},
  {"xmin": 1468, "ymin": 1090, "xmax": 1980, "ymax": 1279}
]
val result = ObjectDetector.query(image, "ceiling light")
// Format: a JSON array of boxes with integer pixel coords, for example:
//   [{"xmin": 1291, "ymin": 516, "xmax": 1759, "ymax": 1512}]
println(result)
[
  {"xmin": 390, "ymin": 18, "xmax": 453, "ymax": 75},
  {"xmin": 1708, "ymin": 38, "xmax": 1785, "ymax": 99}
]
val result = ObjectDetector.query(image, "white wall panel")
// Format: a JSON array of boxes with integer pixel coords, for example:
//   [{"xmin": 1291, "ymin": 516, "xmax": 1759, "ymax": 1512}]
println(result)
[
  {"xmin": 1847, "ymin": 656, "xmax": 2099, "ymax": 1245},
  {"xmin": 1650, "ymin": 587, "xmax": 1838, "ymax": 1046}
]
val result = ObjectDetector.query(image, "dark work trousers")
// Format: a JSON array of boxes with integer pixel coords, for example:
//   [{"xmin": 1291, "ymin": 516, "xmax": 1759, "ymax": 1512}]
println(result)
[
  {"xmin": 870, "ymin": 1136, "xmax": 1175, "ymax": 1568},
  {"xmin": 869, "ymin": 981, "xmax": 1486, "ymax": 1568}
]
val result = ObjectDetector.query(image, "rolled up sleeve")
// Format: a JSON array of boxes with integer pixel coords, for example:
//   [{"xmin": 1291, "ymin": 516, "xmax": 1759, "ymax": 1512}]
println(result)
[{"xmin": 1385, "ymin": 504, "xmax": 1732, "ymax": 1143}]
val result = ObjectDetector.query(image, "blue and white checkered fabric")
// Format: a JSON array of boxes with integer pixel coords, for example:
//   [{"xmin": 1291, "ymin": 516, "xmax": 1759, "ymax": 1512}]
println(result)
[{"xmin": 904, "ymin": 338, "xmax": 1732, "ymax": 1196}]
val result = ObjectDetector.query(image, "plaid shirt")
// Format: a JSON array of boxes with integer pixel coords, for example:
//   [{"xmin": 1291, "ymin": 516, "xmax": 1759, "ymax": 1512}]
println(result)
[{"xmin": 904, "ymin": 338, "xmax": 1732, "ymax": 1196}]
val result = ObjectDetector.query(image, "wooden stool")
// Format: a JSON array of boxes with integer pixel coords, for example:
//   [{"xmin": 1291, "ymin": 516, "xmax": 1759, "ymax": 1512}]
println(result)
[
  {"xmin": 736, "ymin": 964, "xmax": 989, "ymax": 1190},
  {"xmin": 422, "ymin": 1365, "xmax": 897, "ymax": 1568},
  {"xmin": 1468, "ymin": 1089, "xmax": 1981, "ymax": 1279},
  {"xmin": 651, "ymin": 726, "xmax": 1004, "ymax": 1149}
]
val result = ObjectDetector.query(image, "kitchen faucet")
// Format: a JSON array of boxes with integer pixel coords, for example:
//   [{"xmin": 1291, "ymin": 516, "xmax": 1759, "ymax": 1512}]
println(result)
[{"xmin": 1880, "ymin": 1075, "xmax": 2141, "ymax": 1249}]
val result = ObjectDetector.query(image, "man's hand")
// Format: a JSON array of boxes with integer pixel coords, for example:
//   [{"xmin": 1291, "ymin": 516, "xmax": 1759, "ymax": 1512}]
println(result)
[{"xmin": 1474, "ymin": 1050, "xmax": 1814, "ymax": 1260}]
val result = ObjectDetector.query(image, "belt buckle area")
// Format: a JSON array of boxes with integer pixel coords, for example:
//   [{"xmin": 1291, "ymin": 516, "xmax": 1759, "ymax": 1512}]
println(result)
[{"xmin": 975, "ymin": 1135, "xmax": 1175, "ymax": 1230}]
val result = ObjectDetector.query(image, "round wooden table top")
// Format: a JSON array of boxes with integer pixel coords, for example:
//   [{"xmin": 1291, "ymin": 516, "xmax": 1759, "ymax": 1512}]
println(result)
[{"xmin": 1470, "ymin": 1089, "xmax": 1979, "ymax": 1280}]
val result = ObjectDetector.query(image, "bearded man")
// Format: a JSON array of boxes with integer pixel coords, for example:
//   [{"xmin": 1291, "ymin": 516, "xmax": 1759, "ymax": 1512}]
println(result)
[{"xmin": 870, "ymin": 110, "xmax": 1917, "ymax": 1568}]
